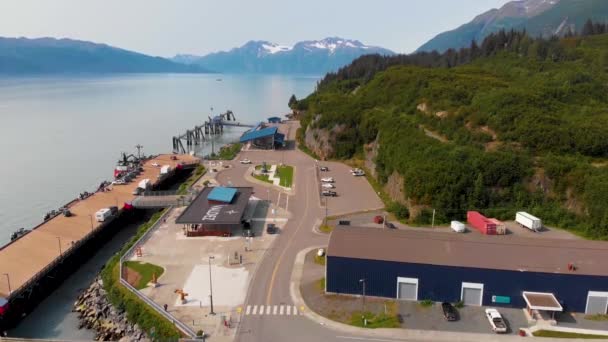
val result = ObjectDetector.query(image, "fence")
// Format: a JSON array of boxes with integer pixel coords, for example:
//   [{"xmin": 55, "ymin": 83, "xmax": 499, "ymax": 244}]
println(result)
[{"xmin": 118, "ymin": 208, "xmax": 197, "ymax": 338}]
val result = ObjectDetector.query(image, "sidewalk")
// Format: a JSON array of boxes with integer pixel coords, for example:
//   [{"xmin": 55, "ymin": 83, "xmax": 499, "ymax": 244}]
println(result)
[{"xmin": 289, "ymin": 247, "xmax": 588, "ymax": 342}]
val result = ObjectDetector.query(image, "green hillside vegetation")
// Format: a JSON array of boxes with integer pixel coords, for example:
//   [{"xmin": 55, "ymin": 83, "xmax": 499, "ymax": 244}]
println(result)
[{"xmin": 296, "ymin": 30, "xmax": 608, "ymax": 239}]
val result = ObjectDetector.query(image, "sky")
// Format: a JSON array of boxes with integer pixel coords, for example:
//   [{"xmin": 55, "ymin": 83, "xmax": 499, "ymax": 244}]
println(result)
[{"xmin": 0, "ymin": 0, "xmax": 511, "ymax": 57}]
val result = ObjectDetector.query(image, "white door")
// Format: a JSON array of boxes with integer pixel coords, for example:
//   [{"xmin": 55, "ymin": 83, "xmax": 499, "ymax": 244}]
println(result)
[
  {"xmin": 461, "ymin": 282, "xmax": 484, "ymax": 306},
  {"xmin": 396, "ymin": 277, "xmax": 418, "ymax": 301},
  {"xmin": 586, "ymin": 292, "xmax": 608, "ymax": 314}
]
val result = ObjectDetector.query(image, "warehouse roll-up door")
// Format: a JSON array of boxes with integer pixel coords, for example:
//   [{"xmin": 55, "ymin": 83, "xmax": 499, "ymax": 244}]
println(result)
[
  {"xmin": 461, "ymin": 282, "xmax": 484, "ymax": 306},
  {"xmin": 396, "ymin": 277, "xmax": 418, "ymax": 301},
  {"xmin": 586, "ymin": 292, "xmax": 608, "ymax": 314}
]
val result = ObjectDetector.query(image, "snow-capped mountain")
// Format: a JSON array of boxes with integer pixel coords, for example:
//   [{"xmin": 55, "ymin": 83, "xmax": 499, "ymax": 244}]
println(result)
[{"xmin": 172, "ymin": 37, "xmax": 394, "ymax": 74}]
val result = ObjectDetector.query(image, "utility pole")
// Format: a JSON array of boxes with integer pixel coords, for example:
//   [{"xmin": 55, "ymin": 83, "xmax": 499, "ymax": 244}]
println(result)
[
  {"xmin": 3, "ymin": 273, "xmax": 11, "ymax": 295},
  {"xmin": 57, "ymin": 236, "xmax": 62, "ymax": 255},
  {"xmin": 89, "ymin": 214, "xmax": 94, "ymax": 232},
  {"xmin": 325, "ymin": 196, "xmax": 329, "ymax": 224},
  {"xmin": 359, "ymin": 278, "xmax": 367, "ymax": 326},
  {"xmin": 432, "ymin": 209, "xmax": 436, "ymax": 228},
  {"xmin": 208, "ymin": 256, "xmax": 216, "ymax": 315},
  {"xmin": 135, "ymin": 144, "xmax": 144, "ymax": 159}
]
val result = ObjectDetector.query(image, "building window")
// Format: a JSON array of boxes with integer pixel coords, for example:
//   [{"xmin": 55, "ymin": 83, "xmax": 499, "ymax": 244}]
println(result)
[
  {"xmin": 586, "ymin": 291, "xmax": 608, "ymax": 314},
  {"xmin": 461, "ymin": 282, "xmax": 484, "ymax": 306},
  {"xmin": 396, "ymin": 277, "xmax": 418, "ymax": 301}
]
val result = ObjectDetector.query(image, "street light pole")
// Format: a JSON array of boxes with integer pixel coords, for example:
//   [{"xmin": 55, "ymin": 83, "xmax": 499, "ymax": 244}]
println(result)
[
  {"xmin": 208, "ymin": 256, "xmax": 216, "ymax": 315},
  {"xmin": 89, "ymin": 214, "xmax": 94, "ymax": 232},
  {"xmin": 57, "ymin": 236, "xmax": 62, "ymax": 255},
  {"xmin": 359, "ymin": 278, "xmax": 366, "ymax": 312},
  {"xmin": 3, "ymin": 273, "xmax": 11, "ymax": 295}
]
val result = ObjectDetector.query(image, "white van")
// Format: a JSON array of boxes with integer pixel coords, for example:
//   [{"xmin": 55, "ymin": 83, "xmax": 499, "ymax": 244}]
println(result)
[{"xmin": 450, "ymin": 220, "xmax": 466, "ymax": 233}]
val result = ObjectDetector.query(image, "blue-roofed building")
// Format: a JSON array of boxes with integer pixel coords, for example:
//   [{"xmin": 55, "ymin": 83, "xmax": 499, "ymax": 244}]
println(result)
[
  {"xmin": 268, "ymin": 116, "xmax": 282, "ymax": 124},
  {"xmin": 208, "ymin": 187, "xmax": 237, "ymax": 203},
  {"xmin": 239, "ymin": 126, "xmax": 283, "ymax": 149}
]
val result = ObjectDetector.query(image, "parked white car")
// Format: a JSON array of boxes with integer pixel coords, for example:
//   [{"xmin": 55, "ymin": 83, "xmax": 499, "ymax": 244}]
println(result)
[
  {"xmin": 321, "ymin": 177, "xmax": 335, "ymax": 183},
  {"xmin": 350, "ymin": 168, "xmax": 365, "ymax": 176},
  {"xmin": 151, "ymin": 162, "xmax": 160, "ymax": 167},
  {"xmin": 240, "ymin": 159, "xmax": 252, "ymax": 164},
  {"xmin": 485, "ymin": 308, "xmax": 507, "ymax": 333},
  {"xmin": 112, "ymin": 179, "xmax": 126, "ymax": 185},
  {"xmin": 321, "ymin": 183, "xmax": 335, "ymax": 189}
]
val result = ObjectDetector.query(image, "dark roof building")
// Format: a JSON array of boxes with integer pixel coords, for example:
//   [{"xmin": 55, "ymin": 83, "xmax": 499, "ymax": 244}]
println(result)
[
  {"xmin": 268, "ymin": 116, "xmax": 282, "ymax": 123},
  {"xmin": 326, "ymin": 227, "xmax": 608, "ymax": 314},
  {"xmin": 176, "ymin": 187, "xmax": 253, "ymax": 236}
]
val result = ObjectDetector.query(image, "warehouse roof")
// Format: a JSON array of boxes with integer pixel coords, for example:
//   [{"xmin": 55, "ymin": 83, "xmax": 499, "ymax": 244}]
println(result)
[
  {"xmin": 175, "ymin": 187, "xmax": 253, "ymax": 225},
  {"xmin": 240, "ymin": 126, "xmax": 278, "ymax": 143},
  {"xmin": 208, "ymin": 187, "xmax": 237, "ymax": 203},
  {"xmin": 328, "ymin": 227, "xmax": 608, "ymax": 277}
]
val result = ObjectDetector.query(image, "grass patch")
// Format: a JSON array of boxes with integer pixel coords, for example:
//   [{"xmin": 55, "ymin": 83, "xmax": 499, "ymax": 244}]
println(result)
[
  {"xmin": 123, "ymin": 261, "xmax": 164, "ymax": 290},
  {"xmin": 177, "ymin": 165, "xmax": 206, "ymax": 195},
  {"xmin": 316, "ymin": 277, "xmax": 326, "ymax": 291},
  {"xmin": 101, "ymin": 210, "xmax": 181, "ymax": 340},
  {"xmin": 276, "ymin": 165, "xmax": 294, "ymax": 187},
  {"xmin": 532, "ymin": 330, "xmax": 608, "ymax": 339},
  {"xmin": 585, "ymin": 314, "xmax": 608, "ymax": 321},
  {"xmin": 349, "ymin": 309, "xmax": 400, "ymax": 328},
  {"xmin": 253, "ymin": 173, "xmax": 273, "ymax": 184},
  {"xmin": 319, "ymin": 223, "xmax": 334, "ymax": 234},
  {"xmin": 208, "ymin": 143, "xmax": 242, "ymax": 161},
  {"xmin": 314, "ymin": 254, "xmax": 326, "ymax": 265},
  {"xmin": 419, "ymin": 299, "xmax": 434, "ymax": 308}
]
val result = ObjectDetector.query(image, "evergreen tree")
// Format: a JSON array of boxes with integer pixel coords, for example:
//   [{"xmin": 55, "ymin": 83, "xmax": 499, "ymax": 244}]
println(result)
[
  {"xmin": 288, "ymin": 94, "xmax": 297, "ymax": 108},
  {"xmin": 582, "ymin": 19, "xmax": 595, "ymax": 36}
]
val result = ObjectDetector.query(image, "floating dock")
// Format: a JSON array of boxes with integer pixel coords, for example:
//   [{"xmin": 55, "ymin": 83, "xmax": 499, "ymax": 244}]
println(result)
[{"xmin": 0, "ymin": 154, "xmax": 199, "ymax": 329}]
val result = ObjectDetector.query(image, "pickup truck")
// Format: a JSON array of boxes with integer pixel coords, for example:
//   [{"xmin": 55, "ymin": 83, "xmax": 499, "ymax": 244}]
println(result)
[{"xmin": 485, "ymin": 308, "xmax": 507, "ymax": 333}]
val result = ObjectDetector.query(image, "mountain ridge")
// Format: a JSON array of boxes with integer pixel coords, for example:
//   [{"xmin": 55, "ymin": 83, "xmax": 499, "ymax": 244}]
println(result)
[
  {"xmin": 0, "ymin": 36, "xmax": 210, "ymax": 74},
  {"xmin": 173, "ymin": 37, "xmax": 394, "ymax": 74},
  {"xmin": 414, "ymin": 0, "xmax": 608, "ymax": 53}
]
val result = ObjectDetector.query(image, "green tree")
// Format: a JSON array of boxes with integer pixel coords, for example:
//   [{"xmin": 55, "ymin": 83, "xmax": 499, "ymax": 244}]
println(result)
[{"xmin": 288, "ymin": 94, "xmax": 297, "ymax": 108}]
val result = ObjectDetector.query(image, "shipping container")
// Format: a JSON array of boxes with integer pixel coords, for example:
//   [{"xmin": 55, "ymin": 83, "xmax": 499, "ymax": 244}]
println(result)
[
  {"xmin": 138, "ymin": 178, "xmax": 150, "ymax": 190},
  {"xmin": 160, "ymin": 165, "xmax": 172, "ymax": 175},
  {"xmin": 516, "ymin": 212, "xmax": 542, "ymax": 232},
  {"xmin": 467, "ymin": 211, "xmax": 496, "ymax": 235},
  {"xmin": 95, "ymin": 208, "xmax": 112, "ymax": 222}
]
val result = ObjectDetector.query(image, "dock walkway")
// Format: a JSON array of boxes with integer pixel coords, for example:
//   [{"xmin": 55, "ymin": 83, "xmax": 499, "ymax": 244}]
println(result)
[{"xmin": 0, "ymin": 154, "xmax": 198, "ymax": 299}]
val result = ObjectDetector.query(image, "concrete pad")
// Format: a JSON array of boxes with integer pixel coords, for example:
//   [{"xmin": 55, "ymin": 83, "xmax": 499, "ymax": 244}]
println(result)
[{"xmin": 179, "ymin": 265, "xmax": 249, "ymax": 307}]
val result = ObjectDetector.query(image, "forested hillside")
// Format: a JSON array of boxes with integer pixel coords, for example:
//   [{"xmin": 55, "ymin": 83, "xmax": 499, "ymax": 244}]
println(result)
[{"xmin": 294, "ymin": 29, "xmax": 608, "ymax": 239}]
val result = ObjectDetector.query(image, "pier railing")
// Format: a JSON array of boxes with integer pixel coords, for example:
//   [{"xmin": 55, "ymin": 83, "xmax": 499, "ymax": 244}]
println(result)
[{"xmin": 118, "ymin": 208, "xmax": 197, "ymax": 338}]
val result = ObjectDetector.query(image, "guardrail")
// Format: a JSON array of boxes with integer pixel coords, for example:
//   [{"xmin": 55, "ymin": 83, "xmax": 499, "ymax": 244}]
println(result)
[{"xmin": 118, "ymin": 208, "xmax": 197, "ymax": 338}]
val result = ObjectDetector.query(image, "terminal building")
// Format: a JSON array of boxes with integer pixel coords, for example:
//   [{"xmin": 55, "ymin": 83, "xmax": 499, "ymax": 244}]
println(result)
[
  {"xmin": 239, "ymin": 123, "xmax": 285, "ymax": 149},
  {"xmin": 326, "ymin": 227, "xmax": 608, "ymax": 315},
  {"xmin": 175, "ymin": 186, "xmax": 254, "ymax": 236}
]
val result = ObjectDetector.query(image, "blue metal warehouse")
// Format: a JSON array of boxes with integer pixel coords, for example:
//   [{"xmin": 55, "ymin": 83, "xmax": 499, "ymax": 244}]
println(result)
[
  {"xmin": 239, "ymin": 126, "xmax": 285, "ymax": 149},
  {"xmin": 326, "ymin": 227, "xmax": 608, "ymax": 314}
]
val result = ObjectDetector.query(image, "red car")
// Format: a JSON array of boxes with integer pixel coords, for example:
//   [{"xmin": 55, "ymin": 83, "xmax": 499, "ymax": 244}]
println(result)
[{"xmin": 373, "ymin": 215, "xmax": 384, "ymax": 224}]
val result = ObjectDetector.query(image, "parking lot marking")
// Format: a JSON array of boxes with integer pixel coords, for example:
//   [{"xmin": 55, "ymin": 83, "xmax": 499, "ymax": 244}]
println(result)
[
  {"xmin": 245, "ymin": 305, "xmax": 251, "ymax": 315},
  {"xmin": 279, "ymin": 305, "xmax": 285, "ymax": 315},
  {"xmin": 293, "ymin": 305, "xmax": 298, "ymax": 315},
  {"xmin": 286, "ymin": 305, "xmax": 291, "ymax": 315},
  {"xmin": 252, "ymin": 305, "xmax": 258, "ymax": 315},
  {"xmin": 285, "ymin": 194, "xmax": 289, "ymax": 211},
  {"xmin": 273, "ymin": 305, "xmax": 278, "ymax": 315},
  {"xmin": 259, "ymin": 305, "xmax": 264, "ymax": 315},
  {"xmin": 266, "ymin": 305, "xmax": 271, "ymax": 314}
]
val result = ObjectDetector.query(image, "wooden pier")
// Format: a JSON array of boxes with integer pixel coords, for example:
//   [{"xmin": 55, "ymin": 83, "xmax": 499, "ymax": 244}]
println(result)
[{"xmin": 0, "ymin": 154, "xmax": 198, "ymax": 302}]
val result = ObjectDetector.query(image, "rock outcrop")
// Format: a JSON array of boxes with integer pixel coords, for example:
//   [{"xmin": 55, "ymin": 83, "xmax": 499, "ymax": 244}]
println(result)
[{"xmin": 74, "ymin": 276, "xmax": 149, "ymax": 342}]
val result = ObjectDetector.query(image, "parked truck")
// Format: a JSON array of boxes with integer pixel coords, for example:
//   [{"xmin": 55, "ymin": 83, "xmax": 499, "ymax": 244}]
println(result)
[
  {"xmin": 516, "ymin": 212, "xmax": 542, "ymax": 232},
  {"xmin": 95, "ymin": 208, "xmax": 112, "ymax": 222}
]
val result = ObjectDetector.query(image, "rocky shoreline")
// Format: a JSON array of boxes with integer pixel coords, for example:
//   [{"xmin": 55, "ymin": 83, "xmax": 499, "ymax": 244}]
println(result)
[{"xmin": 73, "ymin": 276, "xmax": 148, "ymax": 341}]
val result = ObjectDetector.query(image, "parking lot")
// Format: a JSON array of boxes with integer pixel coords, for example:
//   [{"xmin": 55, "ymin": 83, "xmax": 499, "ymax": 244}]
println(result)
[{"xmin": 317, "ymin": 162, "xmax": 383, "ymax": 216}]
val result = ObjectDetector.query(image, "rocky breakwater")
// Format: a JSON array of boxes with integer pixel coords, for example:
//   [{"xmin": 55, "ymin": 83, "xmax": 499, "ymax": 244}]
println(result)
[{"xmin": 74, "ymin": 276, "xmax": 148, "ymax": 341}]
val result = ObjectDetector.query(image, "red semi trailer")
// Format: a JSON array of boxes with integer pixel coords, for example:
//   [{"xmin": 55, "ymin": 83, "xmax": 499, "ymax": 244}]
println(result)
[{"xmin": 467, "ymin": 211, "xmax": 497, "ymax": 235}]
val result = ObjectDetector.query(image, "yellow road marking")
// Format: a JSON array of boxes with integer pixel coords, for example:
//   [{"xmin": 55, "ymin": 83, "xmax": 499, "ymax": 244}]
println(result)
[{"xmin": 266, "ymin": 166, "xmax": 311, "ymax": 305}]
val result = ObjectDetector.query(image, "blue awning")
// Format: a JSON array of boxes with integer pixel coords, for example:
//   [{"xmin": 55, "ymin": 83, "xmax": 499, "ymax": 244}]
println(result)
[{"xmin": 208, "ymin": 187, "xmax": 237, "ymax": 203}]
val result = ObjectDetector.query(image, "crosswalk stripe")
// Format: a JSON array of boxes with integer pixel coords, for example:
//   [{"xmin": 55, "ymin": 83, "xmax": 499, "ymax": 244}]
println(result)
[
  {"xmin": 252, "ymin": 305, "xmax": 258, "ymax": 315},
  {"xmin": 259, "ymin": 305, "xmax": 264, "ymax": 315},
  {"xmin": 246, "ymin": 305, "xmax": 251, "ymax": 315},
  {"xmin": 279, "ymin": 305, "xmax": 284, "ymax": 315},
  {"xmin": 286, "ymin": 305, "xmax": 291, "ymax": 315},
  {"xmin": 273, "ymin": 305, "xmax": 278, "ymax": 315},
  {"xmin": 294, "ymin": 305, "xmax": 298, "ymax": 315},
  {"xmin": 244, "ymin": 304, "xmax": 301, "ymax": 316},
  {"xmin": 266, "ymin": 305, "xmax": 271, "ymax": 315}
]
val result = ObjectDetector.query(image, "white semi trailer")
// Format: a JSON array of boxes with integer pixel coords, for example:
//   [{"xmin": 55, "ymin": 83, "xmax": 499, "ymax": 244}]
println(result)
[{"xmin": 515, "ymin": 212, "xmax": 542, "ymax": 232}]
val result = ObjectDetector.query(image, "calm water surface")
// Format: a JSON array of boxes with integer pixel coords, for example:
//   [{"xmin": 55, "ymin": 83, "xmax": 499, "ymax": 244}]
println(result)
[{"xmin": 0, "ymin": 73, "xmax": 317, "ymax": 244}]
